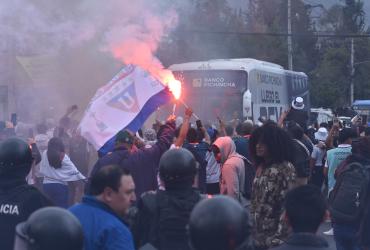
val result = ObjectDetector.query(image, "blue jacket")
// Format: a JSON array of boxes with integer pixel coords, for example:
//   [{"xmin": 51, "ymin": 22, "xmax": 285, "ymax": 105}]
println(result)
[
  {"xmin": 90, "ymin": 122, "xmax": 175, "ymax": 197},
  {"xmin": 69, "ymin": 196, "xmax": 134, "ymax": 250}
]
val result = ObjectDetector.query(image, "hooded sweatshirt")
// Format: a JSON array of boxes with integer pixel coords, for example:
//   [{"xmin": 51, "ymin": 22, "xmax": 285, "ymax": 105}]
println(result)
[{"xmin": 213, "ymin": 137, "xmax": 247, "ymax": 205}]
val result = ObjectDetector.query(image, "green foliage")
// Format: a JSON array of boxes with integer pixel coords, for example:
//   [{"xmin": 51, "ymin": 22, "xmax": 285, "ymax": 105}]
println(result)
[
  {"xmin": 342, "ymin": 0, "xmax": 365, "ymax": 33},
  {"xmin": 353, "ymin": 37, "xmax": 370, "ymax": 99},
  {"xmin": 157, "ymin": 0, "xmax": 370, "ymax": 108},
  {"xmin": 310, "ymin": 0, "xmax": 369, "ymax": 107},
  {"xmin": 157, "ymin": 0, "xmax": 248, "ymax": 66},
  {"xmin": 311, "ymin": 46, "xmax": 350, "ymax": 108}
]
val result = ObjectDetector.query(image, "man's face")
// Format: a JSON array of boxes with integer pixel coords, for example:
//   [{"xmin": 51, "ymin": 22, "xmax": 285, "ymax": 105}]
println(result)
[{"xmin": 109, "ymin": 175, "xmax": 136, "ymax": 217}]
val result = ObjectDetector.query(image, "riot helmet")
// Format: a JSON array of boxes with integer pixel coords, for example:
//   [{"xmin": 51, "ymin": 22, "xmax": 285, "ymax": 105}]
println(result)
[
  {"xmin": 0, "ymin": 137, "xmax": 33, "ymax": 178},
  {"xmin": 188, "ymin": 196, "xmax": 251, "ymax": 250},
  {"xmin": 159, "ymin": 148, "xmax": 197, "ymax": 189},
  {"xmin": 14, "ymin": 207, "xmax": 84, "ymax": 250}
]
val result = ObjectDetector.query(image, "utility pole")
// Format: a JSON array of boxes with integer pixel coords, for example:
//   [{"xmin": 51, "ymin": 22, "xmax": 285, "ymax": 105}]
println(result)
[
  {"xmin": 350, "ymin": 38, "xmax": 355, "ymax": 105},
  {"xmin": 287, "ymin": 0, "xmax": 293, "ymax": 70}
]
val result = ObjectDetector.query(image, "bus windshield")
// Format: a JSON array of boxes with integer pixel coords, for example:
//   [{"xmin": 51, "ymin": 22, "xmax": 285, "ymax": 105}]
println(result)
[{"xmin": 173, "ymin": 70, "xmax": 248, "ymax": 125}]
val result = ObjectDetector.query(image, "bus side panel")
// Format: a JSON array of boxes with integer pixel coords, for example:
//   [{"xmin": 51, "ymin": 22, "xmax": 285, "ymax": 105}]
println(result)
[
  {"xmin": 170, "ymin": 70, "xmax": 248, "ymax": 125},
  {"xmin": 248, "ymin": 69, "xmax": 289, "ymax": 123}
]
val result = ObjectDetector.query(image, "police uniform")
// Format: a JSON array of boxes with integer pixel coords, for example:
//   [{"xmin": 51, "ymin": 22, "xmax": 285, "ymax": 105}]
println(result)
[
  {"xmin": 0, "ymin": 180, "xmax": 52, "ymax": 250},
  {"xmin": 0, "ymin": 138, "xmax": 52, "ymax": 250}
]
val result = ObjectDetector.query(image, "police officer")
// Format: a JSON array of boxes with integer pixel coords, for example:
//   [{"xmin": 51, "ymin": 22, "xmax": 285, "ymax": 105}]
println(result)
[
  {"xmin": 133, "ymin": 148, "xmax": 201, "ymax": 250},
  {"xmin": 0, "ymin": 137, "xmax": 51, "ymax": 250},
  {"xmin": 188, "ymin": 196, "xmax": 252, "ymax": 250},
  {"xmin": 14, "ymin": 207, "xmax": 84, "ymax": 250}
]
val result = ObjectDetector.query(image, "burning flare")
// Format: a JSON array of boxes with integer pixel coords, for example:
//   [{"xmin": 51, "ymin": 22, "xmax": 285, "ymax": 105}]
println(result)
[
  {"xmin": 161, "ymin": 73, "xmax": 182, "ymax": 100},
  {"xmin": 168, "ymin": 78, "xmax": 182, "ymax": 100}
]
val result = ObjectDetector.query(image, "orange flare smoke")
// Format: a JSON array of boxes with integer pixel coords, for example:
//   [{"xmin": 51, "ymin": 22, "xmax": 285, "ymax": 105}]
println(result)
[
  {"xmin": 168, "ymin": 79, "xmax": 182, "ymax": 100},
  {"xmin": 162, "ymin": 73, "xmax": 182, "ymax": 100}
]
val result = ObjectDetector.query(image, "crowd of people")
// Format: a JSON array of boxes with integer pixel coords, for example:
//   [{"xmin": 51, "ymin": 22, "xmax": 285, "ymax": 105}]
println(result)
[{"xmin": 1, "ymin": 98, "xmax": 370, "ymax": 250}]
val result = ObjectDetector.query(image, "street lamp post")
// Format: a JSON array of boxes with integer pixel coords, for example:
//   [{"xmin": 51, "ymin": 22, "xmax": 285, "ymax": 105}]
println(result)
[
  {"xmin": 350, "ymin": 38, "xmax": 355, "ymax": 105},
  {"xmin": 287, "ymin": 0, "xmax": 293, "ymax": 71}
]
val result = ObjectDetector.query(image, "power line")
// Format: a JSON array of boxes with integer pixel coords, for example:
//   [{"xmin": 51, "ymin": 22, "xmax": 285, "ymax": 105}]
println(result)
[
  {"xmin": 354, "ymin": 60, "xmax": 370, "ymax": 66},
  {"xmin": 177, "ymin": 30, "xmax": 370, "ymax": 38}
]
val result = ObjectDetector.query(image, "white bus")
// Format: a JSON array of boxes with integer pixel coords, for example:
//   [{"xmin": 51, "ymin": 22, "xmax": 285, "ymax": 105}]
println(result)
[{"xmin": 168, "ymin": 58, "xmax": 310, "ymax": 125}]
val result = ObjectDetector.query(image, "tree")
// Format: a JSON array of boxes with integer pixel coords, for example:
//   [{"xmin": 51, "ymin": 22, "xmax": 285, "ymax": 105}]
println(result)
[
  {"xmin": 342, "ymin": 0, "xmax": 365, "ymax": 33},
  {"xmin": 310, "ymin": 0, "xmax": 368, "ymax": 107},
  {"xmin": 157, "ymin": 0, "xmax": 370, "ymax": 108},
  {"xmin": 310, "ymin": 47, "xmax": 350, "ymax": 107},
  {"xmin": 245, "ymin": 0, "xmax": 319, "ymax": 72},
  {"xmin": 157, "ymin": 0, "xmax": 248, "ymax": 66}
]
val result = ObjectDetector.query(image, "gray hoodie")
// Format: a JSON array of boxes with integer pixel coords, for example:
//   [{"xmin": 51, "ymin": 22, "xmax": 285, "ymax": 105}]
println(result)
[{"xmin": 213, "ymin": 137, "xmax": 247, "ymax": 206}]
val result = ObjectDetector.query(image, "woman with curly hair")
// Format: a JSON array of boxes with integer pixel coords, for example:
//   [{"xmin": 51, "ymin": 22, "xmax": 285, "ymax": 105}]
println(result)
[{"xmin": 249, "ymin": 122, "xmax": 296, "ymax": 250}]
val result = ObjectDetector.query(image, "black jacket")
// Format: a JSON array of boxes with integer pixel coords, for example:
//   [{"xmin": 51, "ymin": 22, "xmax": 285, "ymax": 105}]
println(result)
[
  {"xmin": 272, "ymin": 233, "xmax": 330, "ymax": 250},
  {"xmin": 285, "ymin": 109, "xmax": 308, "ymax": 132},
  {"xmin": 90, "ymin": 122, "xmax": 175, "ymax": 197},
  {"xmin": 0, "ymin": 179, "xmax": 52, "ymax": 250},
  {"xmin": 291, "ymin": 139, "xmax": 311, "ymax": 178},
  {"xmin": 132, "ymin": 189, "xmax": 202, "ymax": 250},
  {"xmin": 182, "ymin": 142, "xmax": 208, "ymax": 193}
]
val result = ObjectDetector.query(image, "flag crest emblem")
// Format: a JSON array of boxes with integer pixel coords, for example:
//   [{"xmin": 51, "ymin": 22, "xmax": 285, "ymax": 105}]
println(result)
[{"xmin": 107, "ymin": 83, "xmax": 140, "ymax": 113}]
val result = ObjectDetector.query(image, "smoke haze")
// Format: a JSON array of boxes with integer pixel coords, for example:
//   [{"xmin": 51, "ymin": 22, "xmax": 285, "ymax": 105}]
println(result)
[{"xmin": 0, "ymin": 0, "xmax": 183, "ymax": 123}]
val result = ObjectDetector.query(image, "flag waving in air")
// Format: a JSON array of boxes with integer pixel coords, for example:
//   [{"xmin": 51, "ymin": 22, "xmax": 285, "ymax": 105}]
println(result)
[{"xmin": 79, "ymin": 65, "xmax": 171, "ymax": 150}]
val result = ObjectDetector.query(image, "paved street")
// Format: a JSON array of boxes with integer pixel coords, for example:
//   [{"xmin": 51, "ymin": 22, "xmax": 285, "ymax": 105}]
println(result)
[{"xmin": 318, "ymin": 222, "xmax": 336, "ymax": 250}]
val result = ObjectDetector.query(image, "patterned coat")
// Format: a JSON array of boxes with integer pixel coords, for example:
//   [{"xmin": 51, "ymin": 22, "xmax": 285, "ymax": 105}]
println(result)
[{"xmin": 250, "ymin": 161, "xmax": 296, "ymax": 249}]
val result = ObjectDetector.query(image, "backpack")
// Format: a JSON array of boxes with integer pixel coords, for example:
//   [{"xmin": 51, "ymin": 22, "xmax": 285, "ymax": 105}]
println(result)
[
  {"xmin": 133, "ymin": 190, "xmax": 204, "ymax": 250},
  {"xmin": 328, "ymin": 162, "xmax": 370, "ymax": 224},
  {"xmin": 229, "ymin": 155, "xmax": 255, "ymax": 200}
]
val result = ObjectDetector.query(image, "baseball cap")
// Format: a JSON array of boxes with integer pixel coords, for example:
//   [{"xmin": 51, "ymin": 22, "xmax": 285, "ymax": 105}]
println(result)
[{"xmin": 115, "ymin": 130, "xmax": 134, "ymax": 145}]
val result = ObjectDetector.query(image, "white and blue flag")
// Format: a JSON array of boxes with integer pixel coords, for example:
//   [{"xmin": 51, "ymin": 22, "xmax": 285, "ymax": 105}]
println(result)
[{"xmin": 79, "ymin": 65, "xmax": 171, "ymax": 150}]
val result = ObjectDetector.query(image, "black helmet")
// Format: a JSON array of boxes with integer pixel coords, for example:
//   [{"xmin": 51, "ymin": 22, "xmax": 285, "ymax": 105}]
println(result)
[
  {"xmin": 0, "ymin": 137, "xmax": 33, "ymax": 177},
  {"xmin": 14, "ymin": 207, "xmax": 84, "ymax": 250},
  {"xmin": 159, "ymin": 148, "xmax": 197, "ymax": 189},
  {"xmin": 188, "ymin": 196, "xmax": 251, "ymax": 250}
]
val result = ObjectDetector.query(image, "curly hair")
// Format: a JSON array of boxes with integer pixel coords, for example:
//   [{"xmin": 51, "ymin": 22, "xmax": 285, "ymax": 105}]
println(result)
[{"xmin": 249, "ymin": 123, "xmax": 294, "ymax": 167}]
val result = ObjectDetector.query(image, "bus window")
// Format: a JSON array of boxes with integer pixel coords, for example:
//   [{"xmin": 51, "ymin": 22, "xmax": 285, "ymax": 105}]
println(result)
[{"xmin": 171, "ymin": 70, "xmax": 248, "ymax": 125}]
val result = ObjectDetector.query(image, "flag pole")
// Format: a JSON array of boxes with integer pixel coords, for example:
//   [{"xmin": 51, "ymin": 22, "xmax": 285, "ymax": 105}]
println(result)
[
  {"xmin": 178, "ymin": 99, "xmax": 200, "ymax": 120},
  {"xmin": 172, "ymin": 103, "xmax": 177, "ymax": 116}
]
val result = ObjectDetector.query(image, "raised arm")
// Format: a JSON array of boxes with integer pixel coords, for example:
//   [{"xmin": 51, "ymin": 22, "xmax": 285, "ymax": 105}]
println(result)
[
  {"xmin": 201, "ymin": 126, "xmax": 211, "ymax": 144},
  {"xmin": 174, "ymin": 108, "xmax": 193, "ymax": 147},
  {"xmin": 278, "ymin": 109, "xmax": 289, "ymax": 128},
  {"xmin": 325, "ymin": 123, "xmax": 339, "ymax": 149},
  {"xmin": 218, "ymin": 117, "xmax": 227, "ymax": 137}
]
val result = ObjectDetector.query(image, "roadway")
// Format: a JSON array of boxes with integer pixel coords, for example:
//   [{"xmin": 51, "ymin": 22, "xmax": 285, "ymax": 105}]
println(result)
[{"xmin": 318, "ymin": 222, "xmax": 336, "ymax": 250}]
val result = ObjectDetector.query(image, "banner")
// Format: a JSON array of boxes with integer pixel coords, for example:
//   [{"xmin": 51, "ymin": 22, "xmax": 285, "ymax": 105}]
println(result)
[{"xmin": 79, "ymin": 65, "xmax": 171, "ymax": 150}]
